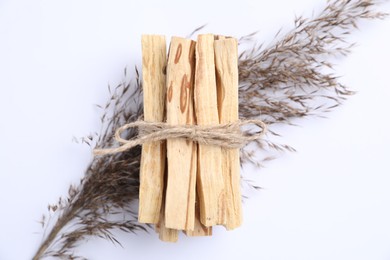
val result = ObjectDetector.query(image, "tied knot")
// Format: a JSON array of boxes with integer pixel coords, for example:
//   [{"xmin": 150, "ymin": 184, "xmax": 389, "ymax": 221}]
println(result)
[{"xmin": 93, "ymin": 119, "xmax": 267, "ymax": 156}]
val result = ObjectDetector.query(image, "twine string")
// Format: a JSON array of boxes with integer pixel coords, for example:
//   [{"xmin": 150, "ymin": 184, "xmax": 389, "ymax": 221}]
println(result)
[{"xmin": 93, "ymin": 119, "xmax": 267, "ymax": 156}]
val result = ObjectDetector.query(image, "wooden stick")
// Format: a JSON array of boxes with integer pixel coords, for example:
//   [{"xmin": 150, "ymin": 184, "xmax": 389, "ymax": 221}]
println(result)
[
  {"xmin": 157, "ymin": 187, "xmax": 179, "ymax": 242},
  {"xmin": 138, "ymin": 35, "xmax": 167, "ymax": 224},
  {"xmin": 164, "ymin": 37, "xmax": 197, "ymax": 230},
  {"xmin": 155, "ymin": 161, "xmax": 179, "ymax": 242},
  {"xmin": 214, "ymin": 37, "xmax": 242, "ymax": 230},
  {"xmin": 194, "ymin": 34, "xmax": 226, "ymax": 227},
  {"xmin": 184, "ymin": 192, "xmax": 212, "ymax": 236},
  {"xmin": 158, "ymin": 214, "xmax": 179, "ymax": 242}
]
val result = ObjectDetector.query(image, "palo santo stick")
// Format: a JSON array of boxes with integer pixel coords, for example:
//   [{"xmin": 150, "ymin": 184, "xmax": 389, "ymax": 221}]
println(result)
[
  {"xmin": 158, "ymin": 213, "xmax": 179, "ymax": 242},
  {"xmin": 158, "ymin": 186, "xmax": 179, "ymax": 242},
  {"xmin": 184, "ymin": 193, "xmax": 212, "ymax": 237},
  {"xmin": 157, "ymin": 202, "xmax": 179, "ymax": 243},
  {"xmin": 156, "ymin": 163, "xmax": 179, "ymax": 242},
  {"xmin": 165, "ymin": 37, "xmax": 197, "ymax": 230},
  {"xmin": 138, "ymin": 35, "xmax": 167, "ymax": 224},
  {"xmin": 214, "ymin": 37, "xmax": 242, "ymax": 230},
  {"xmin": 194, "ymin": 34, "xmax": 226, "ymax": 227}
]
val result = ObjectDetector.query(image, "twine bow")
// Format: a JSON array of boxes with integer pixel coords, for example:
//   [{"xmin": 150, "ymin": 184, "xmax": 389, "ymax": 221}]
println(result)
[{"xmin": 93, "ymin": 119, "xmax": 267, "ymax": 156}]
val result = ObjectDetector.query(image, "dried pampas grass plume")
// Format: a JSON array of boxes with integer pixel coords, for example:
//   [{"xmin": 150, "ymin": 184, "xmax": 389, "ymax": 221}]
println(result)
[{"xmin": 33, "ymin": 0, "xmax": 387, "ymax": 259}]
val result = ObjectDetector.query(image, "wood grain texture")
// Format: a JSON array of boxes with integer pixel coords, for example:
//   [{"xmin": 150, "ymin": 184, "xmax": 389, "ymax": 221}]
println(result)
[
  {"xmin": 165, "ymin": 37, "xmax": 197, "ymax": 230},
  {"xmin": 138, "ymin": 35, "xmax": 167, "ymax": 224},
  {"xmin": 158, "ymin": 215, "xmax": 179, "ymax": 242},
  {"xmin": 157, "ymin": 189, "xmax": 179, "ymax": 242},
  {"xmin": 214, "ymin": 37, "xmax": 242, "ymax": 230},
  {"xmin": 155, "ymin": 186, "xmax": 179, "ymax": 243},
  {"xmin": 155, "ymin": 163, "xmax": 179, "ymax": 242},
  {"xmin": 184, "ymin": 193, "xmax": 212, "ymax": 237},
  {"xmin": 194, "ymin": 34, "xmax": 226, "ymax": 227}
]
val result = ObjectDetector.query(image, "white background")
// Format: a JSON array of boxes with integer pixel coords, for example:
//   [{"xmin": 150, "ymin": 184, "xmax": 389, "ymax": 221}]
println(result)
[{"xmin": 1, "ymin": 0, "xmax": 390, "ymax": 259}]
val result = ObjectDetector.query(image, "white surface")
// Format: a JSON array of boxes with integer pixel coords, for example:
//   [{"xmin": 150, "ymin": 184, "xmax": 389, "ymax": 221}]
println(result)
[{"xmin": 1, "ymin": 0, "xmax": 390, "ymax": 259}]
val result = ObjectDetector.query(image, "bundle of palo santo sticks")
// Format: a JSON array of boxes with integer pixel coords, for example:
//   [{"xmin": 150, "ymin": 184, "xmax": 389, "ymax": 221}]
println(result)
[{"xmin": 139, "ymin": 34, "xmax": 242, "ymax": 242}]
